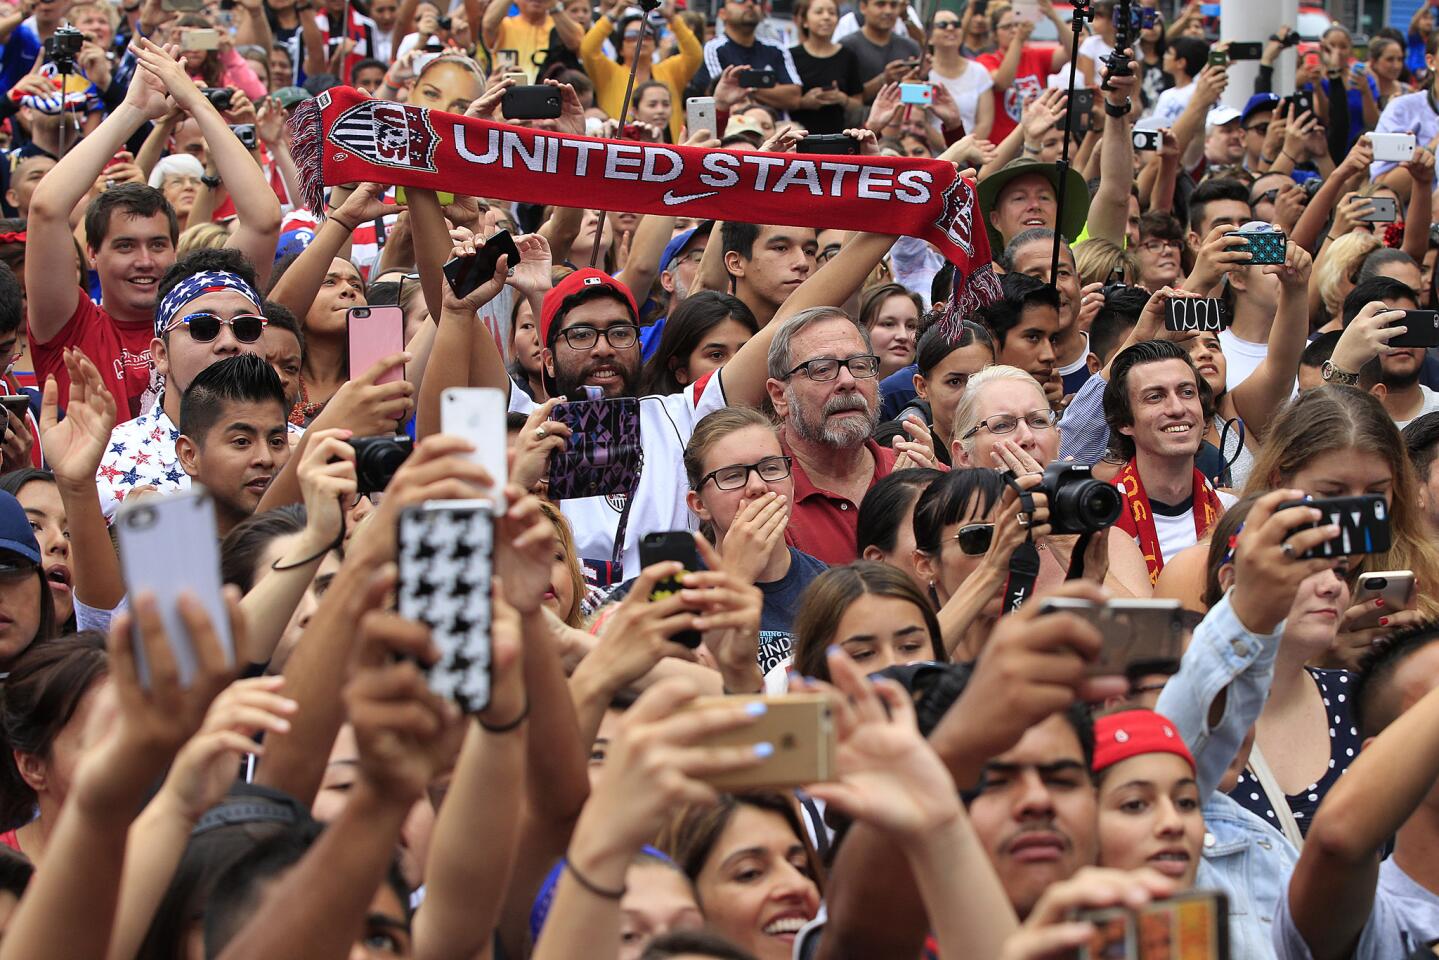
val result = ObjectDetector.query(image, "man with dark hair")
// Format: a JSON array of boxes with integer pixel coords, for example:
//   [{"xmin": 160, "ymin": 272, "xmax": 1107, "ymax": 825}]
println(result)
[
  {"xmin": 976, "ymin": 272, "xmax": 1062, "ymax": 404},
  {"xmin": 1372, "ymin": 29, "xmax": 1439, "ymax": 202},
  {"xmin": 1104, "ymin": 339, "xmax": 1231, "ymax": 581},
  {"xmin": 1403, "ymin": 411, "xmax": 1439, "ymax": 535},
  {"xmin": 96, "ymin": 249, "xmax": 304, "ymax": 521},
  {"xmin": 175, "ymin": 354, "xmax": 292, "ymax": 536},
  {"xmin": 1186, "ymin": 177, "xmax": 1252, "ymax": 247},
  {"xmin": 1298, "ymin": 331, "xmax": 1342, "ymax": 392},
  {"xmin": 1281, "ymin": 623, "xmax": 1439, "ymax": 960},
  {"xmin": 839, "ymin": 0, "xmax": 920, "ymax": 100},
  {"xmin": 1152, "ymin": 35, "xmax": 1209, "ymax": 126},
  {"xmin": 688, "ymin": 0, "xmax": 802, "ymax": 110},
  {"xmin": 720, "ymin": 221, "xmax": 817, "ymax": 328},
  {"xmin": 1329, "ymin": 277, "xmax": 1439, "ymax": 427},
  {"xmin": 1004, "ymin": 228, "xmax": 1090, "ymax": 397},
  {"xmin": 25, "ymin": 41, "xmax": 281, "ymax": 424}
]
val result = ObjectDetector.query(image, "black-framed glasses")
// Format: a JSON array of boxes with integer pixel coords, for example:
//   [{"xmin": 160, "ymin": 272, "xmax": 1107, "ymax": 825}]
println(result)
[
  {"xmin": 785, "ymin": 354, "xmax": 881, "ymax": 382},
  {"xmin": 817, "ymin": 243, "xmax": 842, "ymax": 264},
  {"xmin": 1139, "ymin": 239, "xmax": 1182, "ymax": 255},
  {"xmin": 962, "ymin": 408, "xmax": 1057, "ymax": 440},
  {"xmin": 700, "ymin": 455, "xmax": 793, "ymax": 491},
  {"xmin": 168, "ymin": 312, "xmax": 268, "ymax": 343},
  {"xmin": 558, "ymin": 323, "xmax": 640, "ymax": 350},
  {"xmin": 947, "ymin": 523, "xmax": 994, "ymax": 556},
  {"xmin": 1253, "ymin": 188, "xmax": 1279, "ymax": 205}
]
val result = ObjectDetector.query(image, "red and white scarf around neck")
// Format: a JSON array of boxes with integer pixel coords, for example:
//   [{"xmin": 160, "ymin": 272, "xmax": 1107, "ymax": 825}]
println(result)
[
  {"xmin": 1114, "ymin": 458, "xmax": 1224, "ymax": 585},
  {"xmin": 287, "ymin": 86, "xmax": 1002, "ymax": 329}
]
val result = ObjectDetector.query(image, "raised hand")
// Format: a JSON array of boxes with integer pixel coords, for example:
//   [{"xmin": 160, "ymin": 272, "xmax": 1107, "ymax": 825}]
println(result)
[
  {"xmin": 506, "ymin": 233, "xmax": 553, "ymax": 298},
  {"xmin": 866, "ymin": 82, "xmax": 903, "ymax": 133},
  {"xmin": 717, "ymin": 491, "xmax": 788, "ymax": 582},
  {"xmin": 495, "ymin": 490, "xmax": 559, "ymax": 614},
  {"xmin": 131, "ymin": 38, "xmax": 206, "ymax": 114},
  {"xmin": 330, "ymin": 181, "xmax": 395, "ymax": 232},
  {"xmin": 296, "ymin": 428, "xmax": 359, "ymax": 549},
  {"xmin": 1228, "ymin": 488, "xmax": 1348, "ymax": 634},
  {"xmin": 688, "ymin": 535, "xmax": 763, "ymax": 692},
  {"xmin": 347, "ymin": 435, "xmax": 493, "ymax": 564},
  {"xmin": 41, "ymin": 348, "xmax": 117, "ymax": 488},
  {"xmin": 441, "ymin": 234, "xmax": 509, "ymax": 312},
  {"xmin": 510, "ymin": 398, "xmax": 571, "ymax": 493},
  {"xmin": 316, "ymin": 350, "xmax": 415, "ymax": 435}
]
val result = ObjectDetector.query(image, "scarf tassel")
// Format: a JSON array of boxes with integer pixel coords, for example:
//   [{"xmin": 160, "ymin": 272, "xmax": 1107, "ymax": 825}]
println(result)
[{"xmin": 286, "ymin": 94, "xmax": 327, "ymax": 220}]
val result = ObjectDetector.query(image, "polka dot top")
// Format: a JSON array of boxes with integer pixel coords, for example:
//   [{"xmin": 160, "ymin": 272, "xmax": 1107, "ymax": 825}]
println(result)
[{"xmin": 1227, "ymin": 668, "xmax": 1362, "ymax": 838}]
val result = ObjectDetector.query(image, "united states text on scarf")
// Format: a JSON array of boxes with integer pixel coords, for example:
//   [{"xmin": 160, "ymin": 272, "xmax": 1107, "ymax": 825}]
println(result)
[
  {"xmin": 287, "ymin": 86, "xmax": 1002, "ymax": 331},
  {"xmin": 1114, "ymin": 459, "xmax": 1224, "ymax": 585}
]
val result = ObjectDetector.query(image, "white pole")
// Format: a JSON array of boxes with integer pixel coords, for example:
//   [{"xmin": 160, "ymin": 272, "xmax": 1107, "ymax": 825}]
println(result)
[{"xmin": 1220, "ymin": 0, "xmax": 1300, "ymax": 105}]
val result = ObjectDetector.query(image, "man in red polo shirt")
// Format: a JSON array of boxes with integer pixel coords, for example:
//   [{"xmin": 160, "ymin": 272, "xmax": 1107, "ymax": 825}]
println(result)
[{"xmin": 760, "ymin": 306, "xmax": 901, "ymax": 565}]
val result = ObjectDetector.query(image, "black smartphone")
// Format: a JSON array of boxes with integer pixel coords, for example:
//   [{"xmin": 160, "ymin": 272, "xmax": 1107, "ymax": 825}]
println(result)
[
  {"xmin": 1389, "ymin": 309, "xmax": 1439, "ymax": 348},
  {"xmin": 1283, "ymin": 90, "xmax": 1313, "ymax": 117},
  {"xmin": 230, "ymin": 123, "xmax": 257, "ymax": 149},
  {"xmin": 0, "ymin": 395, "xmax": 29, "ymax": 419},
  {"xmin": 202, "ymin": 86, "xmax": 234, "ymax": 111},
  {"xmin": 443, "ymin": 230, "xmax": 521, "ymax": 299},
  {"xmin": 737, "ymin": 68, "xmax": 777, "ymax": 89},
  {"xmin": 796, "ymin": 133, "xmax": 861, "ymax": 155},
  {"xmin": 502, "ymin": 84, "xmax": 562, "ymax": 120},
  {"xmin": 973, "ymin": 0, "xmax": 988, "ymax": 12},
  {"xmin": 638, "ymin": 531, "xmax": 702, "ymax": 649},
  {"xmin": 1165, "ymin": 297, "xmax": 1230, "ymax": 332},
  {"xmin": 1068, "ymin": 88, "xmax": 1095, "ymax": 132},
  {"xmin": 1228, "ymin": 41, "xmax": 1263, "ymax": 60},
  {"xmin": 1278, "ymin": 494, "xmax": 1392, "ymax": 558}
]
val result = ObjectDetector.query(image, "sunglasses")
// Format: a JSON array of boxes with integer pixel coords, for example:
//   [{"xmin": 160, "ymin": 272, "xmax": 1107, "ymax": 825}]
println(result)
[
  {"xmin": 169, "ymin": 312, "xmax": 268, "ymax": 343},
  {"xmin": 948, "ymin": 523, "xmax": 994, "ymax": 556}
]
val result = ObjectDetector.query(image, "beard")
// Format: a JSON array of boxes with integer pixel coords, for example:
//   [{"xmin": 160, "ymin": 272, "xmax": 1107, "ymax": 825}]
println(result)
[
  {"xmin": 552, "ymin": 354, "xmax": 641, "ymax": 399},
  {"xmin": 1381, "ymin": 360, "xmax": 1423, "ymax": 390},
  {"xmin": 785, "ymin": 385, "xmax": 877, "ymax": 449}
]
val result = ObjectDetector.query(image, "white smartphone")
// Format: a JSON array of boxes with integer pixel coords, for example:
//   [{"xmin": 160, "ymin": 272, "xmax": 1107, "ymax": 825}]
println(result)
[
  {"xmin": 1351, "ymin": 570, "xmax": 1417, "ymax": 628},
  {"xmin": 1370, "ymin": 132, "xmax": 1417, "ymax": 163},
  {"xmin": 1010, "ymin": 0, "xmax": 1040, "ymax": 22},
  {"xmin": 114, "ymin": 490, "xmax": 235, "ymax": 687},
  {"xmin": 441, "ymin": 387, "xmax": 508, "ymax": 508},
  {"xmin": 686, "ymin": 96, "xmax": 716, "ymax": 139}
]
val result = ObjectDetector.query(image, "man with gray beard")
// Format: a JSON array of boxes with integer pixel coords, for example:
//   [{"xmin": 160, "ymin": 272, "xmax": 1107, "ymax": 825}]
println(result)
[{"xmin": 762, "ymin": 306, "xmax": 901, "ymax": 565}]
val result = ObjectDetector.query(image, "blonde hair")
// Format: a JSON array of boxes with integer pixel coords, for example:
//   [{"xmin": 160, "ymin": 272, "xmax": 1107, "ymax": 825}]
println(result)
[
  {"xmin": 1242, "ymin": 386, "xmax": 1439, "ymax": 620},
  {"xmin": 540, "ymin": 502, "xmax": 586, "ymax": 628},
  {"xmin": 950, "ymin": 364, "xmax": 1044, "ymax": 456},
  {"xmin": 177, "ymin": 223, "xmax": 229, "ymax": 255},
  {"xmin": 1074, "ymin": 238, "xmax": 1138, "ymax": 287},
  {"xmin": 1316, "ymin": 232, "xmax": 1382, "ymax": 318}
]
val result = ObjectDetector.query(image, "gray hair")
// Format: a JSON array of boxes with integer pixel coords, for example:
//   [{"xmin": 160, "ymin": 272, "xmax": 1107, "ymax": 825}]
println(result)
[
  {"xmin": 951, "ymin": 364, "xmax": 1047, "ymax": 456},
  {"xmin": 766, "ymin": 306, "xmax": 871, "ymax": 381},
  {"xmin": 147, "ymin": 153, "xmax": 204, "ymax": 191},
  {"xmin": 1003, "ymin": 228, "xmax": 1073, "ymax": 270}
]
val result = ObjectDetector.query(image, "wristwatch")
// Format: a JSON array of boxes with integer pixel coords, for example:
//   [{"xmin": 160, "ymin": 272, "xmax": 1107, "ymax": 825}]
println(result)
[
  {"xmin": 1320, "ymin": 360, "xmax": 1360, "ymax": 386},
  {"xmin": 1104, "ymin": 98, "xmax": 1131, "ymax": 118},
  {"xmin": 201, "ymin": 174, "xmax": 222, "ymax": 189}
]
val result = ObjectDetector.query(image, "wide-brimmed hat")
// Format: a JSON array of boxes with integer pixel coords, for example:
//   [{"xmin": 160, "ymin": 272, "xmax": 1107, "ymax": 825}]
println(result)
[{"xmin": 977, "ymin": 157, "xmax": 1090, "ymax": 253}]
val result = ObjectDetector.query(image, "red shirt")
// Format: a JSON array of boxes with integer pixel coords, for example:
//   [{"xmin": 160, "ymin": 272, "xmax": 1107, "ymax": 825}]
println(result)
[
  {"xmin": 783, "ymin": 438, "xmax": 899, "ymax": 566},
  {"xmin": 30, "ymin": 290, "xmax": 154, "ymax": 424},
  {"xmin": 976, "ymin": 47, "xmax": 1055, "ymax": 142}
]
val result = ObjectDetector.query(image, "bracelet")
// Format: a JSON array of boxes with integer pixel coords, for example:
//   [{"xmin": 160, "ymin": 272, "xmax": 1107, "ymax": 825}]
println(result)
[
  {"xmin": 565, "ymin": 858, "xmax": 626, "ymax": 899},
  {"xmin": 1280, "ymin": 150, "xmax": 1300, "ymax": 163},
  {"xmin": 1104, "ymin": 98, "xmax": 1131, "ymax": 117},
  {"xmin": 477, "ymin": 696, "xmax": 530, "ymax": 732},
  {"xmin": 1023, "ymin": 142, "xmax": 1041, "ymax": 154},
  {"xmin": 328, "ymin": 211, "xmax": 359, "ymax": 232}
]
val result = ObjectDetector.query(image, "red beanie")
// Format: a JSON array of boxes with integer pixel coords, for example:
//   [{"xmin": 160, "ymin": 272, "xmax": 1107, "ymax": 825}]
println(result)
[
  {"xmin": 1092, "ymin": 710, "xmax": 1196, "ymax": 776},
  {"xmin": 539, "ymin": 268, "xmax": 638, "ymax": 348}
]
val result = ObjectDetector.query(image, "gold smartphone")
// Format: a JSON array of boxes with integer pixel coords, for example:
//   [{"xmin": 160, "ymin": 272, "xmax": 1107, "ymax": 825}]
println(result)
[
  {"xmin": 681, "ymin": 693, "xmax": 835, "ymax": 791},
  {"xmin": 181, "ymin": 29, "xmax": 220, "ymax": 50}
]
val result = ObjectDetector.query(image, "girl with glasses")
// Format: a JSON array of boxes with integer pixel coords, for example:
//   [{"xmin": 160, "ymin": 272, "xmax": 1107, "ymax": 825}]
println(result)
[{"xmin": 682, "ymin": 408, "xmax": 828, "ymax": 687}]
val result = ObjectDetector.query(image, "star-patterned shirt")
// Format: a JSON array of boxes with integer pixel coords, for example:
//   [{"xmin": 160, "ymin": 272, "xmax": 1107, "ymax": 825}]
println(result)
[{"xmin": 96, "ymin": 397, "xmax": 304, "ymax": 523}]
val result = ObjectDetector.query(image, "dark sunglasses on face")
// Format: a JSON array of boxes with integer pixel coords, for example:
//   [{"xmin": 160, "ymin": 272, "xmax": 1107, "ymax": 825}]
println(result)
[
  {"xmin": 948, "ymin": 523, "xmax": 994, "ymax": 556},
  {"xmin": 169, "ymin": 312, "xmax": 268, "ymax": 343}
]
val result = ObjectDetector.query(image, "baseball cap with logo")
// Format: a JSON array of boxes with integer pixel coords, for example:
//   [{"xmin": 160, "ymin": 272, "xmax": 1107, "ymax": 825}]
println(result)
[{"xmin": 539, "ymin": 269, "xmax": 638, "ymax": 347}]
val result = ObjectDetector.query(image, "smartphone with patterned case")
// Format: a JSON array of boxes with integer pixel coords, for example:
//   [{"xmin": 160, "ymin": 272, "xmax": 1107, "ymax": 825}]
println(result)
[
  {"xmin": 1226, "ymin": 228, "xmax": 1287, "ymax": 265},
  {"xmin": 397, "ymin": 502, "xmax": 493, "ymax": 713},
  {"xmin": 546, "ymin": 396, "xmax": 643, "ymax": 500}
]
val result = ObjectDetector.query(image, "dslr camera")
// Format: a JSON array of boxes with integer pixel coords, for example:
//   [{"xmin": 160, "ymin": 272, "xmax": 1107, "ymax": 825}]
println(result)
[
  {"xmin": 44, "ymin": 25, "xmax": 83, "ymax": 72},
  {"xmin": 1038, "ymin": 462, "xmax": 1122, "ymax": 535},
  {"xmin": 349, "ymin": 434, "xmax": 414, "ymax": 496}
]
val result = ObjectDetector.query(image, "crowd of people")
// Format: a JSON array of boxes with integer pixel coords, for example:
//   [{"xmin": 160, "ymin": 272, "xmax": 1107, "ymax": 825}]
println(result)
[{"xmin": 0, "ymin": 0, "xmax": 1439, "ymax": 957}]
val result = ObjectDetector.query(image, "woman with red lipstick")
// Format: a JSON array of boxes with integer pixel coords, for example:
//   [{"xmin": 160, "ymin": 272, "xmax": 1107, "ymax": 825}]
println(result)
[{"xmin": 1092, "ymin": 710, "xmax": 1204, "ymax": 889}]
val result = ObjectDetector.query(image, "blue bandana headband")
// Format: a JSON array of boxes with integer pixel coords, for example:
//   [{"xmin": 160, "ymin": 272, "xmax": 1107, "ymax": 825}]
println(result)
[{"xmin": 154, "ymin": 271, "xmax": 263, "ymax": 338}]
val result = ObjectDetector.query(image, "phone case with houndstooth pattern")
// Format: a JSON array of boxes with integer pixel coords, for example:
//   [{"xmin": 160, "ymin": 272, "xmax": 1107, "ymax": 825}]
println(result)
[{"xmin": 397, "ymin": 502, "xmax": 493, "ymax": 713}]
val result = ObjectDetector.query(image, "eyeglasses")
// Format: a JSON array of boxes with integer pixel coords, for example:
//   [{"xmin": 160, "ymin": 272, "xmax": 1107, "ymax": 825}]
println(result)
[
  {"xmin": 557, "ymin": 323, "xmax": 640, "ymax": 350},
  {"xmin": 1253, "ymin": 188, "xmax": 1279, "ymax": 205},
  {"xmin": 962, "ymin": 408, "xmax": 1057, "ymax": 440},
  {"xmin": 1139, "ymin": 239, "xmax": 1182, "ymax": 255},
  {"xmin": 785, "ymin": 354, "xmax": 881, "ymax": 382},
  {"xmin": 668, "ymin": 249, "xmax": 704, "ymax": 270},
  {"xmin": 700, "ymin": 455, "xmax": 793, "ymax": 490},
  {"xmin": 817, "ymin": 243, "xmax": 842, "ymax": 264},
  {"xmin": 1246, "ymin": 122, "xmax": 1270, "ymax": 135},
  {"xmin": 168, "ymin": 312, "xmax": 268, "ymax": 343},
  {"xmin": 946, "ymin": 523, "xmax": 994, "ymax": 556},
  {"xmin": 933, "ymin": 19, "xmax": 961, "ymax": 28}
]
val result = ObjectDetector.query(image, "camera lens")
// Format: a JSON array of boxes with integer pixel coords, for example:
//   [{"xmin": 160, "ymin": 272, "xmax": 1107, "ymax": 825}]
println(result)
[
  {"xmin": 1051, "ymin": 477, "xmax": 1123, "ymax": 533},
  {"xmin": 1371, "ymin": 578, "xmax": 1388, "ymax": 589}
]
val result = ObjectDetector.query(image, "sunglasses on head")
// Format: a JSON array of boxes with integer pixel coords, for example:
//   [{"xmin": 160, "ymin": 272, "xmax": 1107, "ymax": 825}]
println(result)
[{"xmin": 169, "ymin": 312, "xmax": 268, "ymax": 343}]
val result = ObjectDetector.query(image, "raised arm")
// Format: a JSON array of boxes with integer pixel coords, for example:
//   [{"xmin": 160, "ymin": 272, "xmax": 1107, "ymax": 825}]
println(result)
[
  {"xmin": 1402, "ymin": 148, "xmax": 1434, "ymax": 263},
  {"xmin": 1170, "ymin": 65, "xmax": 1225, "ymax": 169},
  {"xmin": 989, "ymin": 21, "xmax": 1031, "ymax": 90},
  {"xmin": 1228, "ymin": 243, "xmax": 1311, "ymax": 440},
  {"xmin": 269, "ymin": 183, "xmax": 391, "ymax": 321},
  {"xmin": 481, "ymin": 0, "xmax": 509, "ymax": 53},
  {"xmin": 721, "ymin": 231, "xmax": 897, "ymax": 409},
  {"xmin": 1292, "ymin": 135, "xmax": 1371, "ymax": 254},
  {"xmin": 1087, "ymin": 51, "xmax": 1137, "ymax": 247}
]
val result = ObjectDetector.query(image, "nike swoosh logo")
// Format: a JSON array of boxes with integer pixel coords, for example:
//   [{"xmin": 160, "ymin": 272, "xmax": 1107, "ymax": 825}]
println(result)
[{"xmin": 662, "ymin": 189, "xmax": 720, "ymax": 205}]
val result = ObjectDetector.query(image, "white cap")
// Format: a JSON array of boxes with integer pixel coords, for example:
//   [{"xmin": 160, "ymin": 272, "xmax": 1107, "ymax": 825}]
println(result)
[{"xmin": 1206, "ymin": 106, "xmax": 1242, "ymax": 130}]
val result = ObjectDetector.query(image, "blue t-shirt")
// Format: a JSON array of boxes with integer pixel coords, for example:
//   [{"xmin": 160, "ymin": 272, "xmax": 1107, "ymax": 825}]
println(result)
[
  {"xmin": 878, "ymin": 364, "xmax": 920, "ymax": 421},
  {"xmin": 0, "ymin": 22, "xmax": 41, "ymax": 97},
  {"xmin": 1319, "ymin": 74, "xmax": 1379, "ymax": 147},
  {"xmin": 756, "ymin": 547, "xmax": 828, "ymax": 677}
]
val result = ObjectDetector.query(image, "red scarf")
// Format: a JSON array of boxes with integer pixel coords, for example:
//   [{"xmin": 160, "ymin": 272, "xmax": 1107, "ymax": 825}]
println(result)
[
  {"xmin": 1114, "ymin": 459, "xmax": 1224, "ymax": 584},
  {"xmin": 287, "ymin": 87, "xmax": 1002, "ymax": 329}
]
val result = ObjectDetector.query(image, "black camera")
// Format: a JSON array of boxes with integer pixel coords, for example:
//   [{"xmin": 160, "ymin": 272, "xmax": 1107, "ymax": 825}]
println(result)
[
  {"xmin": 1038, "ymin": 462, "xmax": 1122, "ymax": 535},
  {"xmin": 44, "ymin": 25, "xmax": 83, "ymax": 72},
  {"xmin": 436, "ymin": 14, "xmax": 452, "ymax": 29},
  {"xmin": 202, "ymin": 87, "xmax": 234, "ymax": 111},
  {"xmin": 349, "ymin": 434, "xmax": 414, "ymax": 495}
]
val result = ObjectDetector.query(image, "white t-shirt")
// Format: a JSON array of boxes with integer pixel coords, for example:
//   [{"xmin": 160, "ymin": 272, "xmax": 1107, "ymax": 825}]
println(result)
[
  {"xmin": 1152, "ymin": 81, "xmax": 1196, "ymax": 128},
  {"xmin": 1151, "ymin": 490, "xmax": 1238, "ymax": 565},
  {"xmin": 929, "ymin": 64, "xmax": 994, "ymax": 136},
  {"xmin": 833, "ymin": 5, "xmax": 923, "ymax": 43},
  {"xmin": 1218, "ymin": 328, "xmax": 1268, "ymax": 393},
  {"xmin": 1078, "ymin": 34, "xmax": 1113, "ymax": 69},
  {"xmin": 508, "ymin": 372, "xmax": 728, "ymax": 580},
  {"xmin": 1395, "ymin": 383, "xmax": 1439, "ymax": 430}
]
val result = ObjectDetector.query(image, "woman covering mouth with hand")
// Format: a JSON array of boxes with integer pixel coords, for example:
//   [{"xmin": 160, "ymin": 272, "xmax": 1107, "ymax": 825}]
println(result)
[{"xmin": 1092, "ymin": 709, "xmax": 1204, "ymax": 888}]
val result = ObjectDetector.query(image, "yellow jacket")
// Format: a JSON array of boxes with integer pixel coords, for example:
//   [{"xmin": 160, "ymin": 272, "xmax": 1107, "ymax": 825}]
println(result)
[{"xmin": 581, "ymin": 14, "xmax": 702, "ymax": 143}]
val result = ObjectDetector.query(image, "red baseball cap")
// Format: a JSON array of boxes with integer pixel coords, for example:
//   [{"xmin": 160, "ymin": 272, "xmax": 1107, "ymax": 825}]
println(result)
[
  {"xmin": 539, "ymin": 268, "xmax": 638, "ymax": 348},
  {"xmin": 1092, "ymin": 709, "xmax": 1195, "ymax": 776}
]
